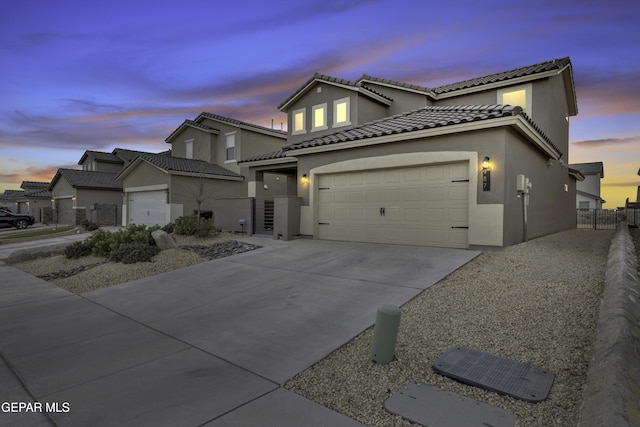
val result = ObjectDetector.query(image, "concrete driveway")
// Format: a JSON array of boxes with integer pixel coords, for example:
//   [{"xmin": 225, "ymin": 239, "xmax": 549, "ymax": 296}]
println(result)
[{"xmin": 0, "ymin": 236, "xmax": 479, "ymax": 426}]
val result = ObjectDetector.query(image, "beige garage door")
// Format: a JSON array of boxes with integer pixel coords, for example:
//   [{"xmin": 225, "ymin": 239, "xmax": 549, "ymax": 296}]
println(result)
[
  {"xmin": 317, "ymin": 162, "xmax": 469, "ymax": 248},
  {"xmin": 129, "ymin": 191, "xmax": 167, "ymax": 227}
]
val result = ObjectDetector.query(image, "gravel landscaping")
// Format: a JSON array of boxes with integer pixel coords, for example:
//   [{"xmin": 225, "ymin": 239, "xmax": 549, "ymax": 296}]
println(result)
[
  {"xmin": 285, "ymin": 229, "xmax": 613, "ymax": 427},
  {"xmin": 13, "ymin": 233, "xmax": 261, "ymax": 294}
]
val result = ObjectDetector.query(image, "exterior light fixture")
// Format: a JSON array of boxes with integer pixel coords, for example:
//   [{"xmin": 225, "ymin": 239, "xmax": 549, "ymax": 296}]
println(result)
[
  {"xmin": 482, "ymin": 157, "xmax": 491, "ymax": 191},
  {"xmin": 482, "ymin": 156, "xmax": 491, "ymax": 171},
  {"xmin": 301, "ymin": 174, "xmax": 309, "ymax": 185}
]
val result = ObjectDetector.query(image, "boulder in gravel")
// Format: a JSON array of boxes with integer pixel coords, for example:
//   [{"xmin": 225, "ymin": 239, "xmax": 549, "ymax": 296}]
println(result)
[{"xmin": 151, "ymin": 229, "xmax": 177, "ymax": 250}]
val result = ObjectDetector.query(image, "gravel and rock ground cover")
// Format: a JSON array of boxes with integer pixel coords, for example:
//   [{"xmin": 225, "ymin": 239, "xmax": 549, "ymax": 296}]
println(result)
[
  {"xmin": 285, "ymin": 229, "xmax": 613, "ymax": 427},
  {"xmin": 13, "ymin": 232, "xmax": 261, "ymax": 294}
]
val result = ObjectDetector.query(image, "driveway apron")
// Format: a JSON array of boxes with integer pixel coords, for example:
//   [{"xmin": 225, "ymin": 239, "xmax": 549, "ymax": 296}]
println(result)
[{"xmin": 0, "ymin": 237, "xmax": 479, "ymax": 426}]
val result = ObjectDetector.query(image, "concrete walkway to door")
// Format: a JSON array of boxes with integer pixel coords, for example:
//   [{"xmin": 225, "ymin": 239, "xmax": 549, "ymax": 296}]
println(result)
[{"xmin": 0, "ymin": 236, "xmax": 479, "ymax": 426}]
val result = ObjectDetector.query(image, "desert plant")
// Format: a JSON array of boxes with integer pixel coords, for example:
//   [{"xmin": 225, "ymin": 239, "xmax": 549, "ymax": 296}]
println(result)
[
  {"xmin": 86, "ymin": 224, "xmax": 158, "ymax": 258},
  {"xmin": 174, "ymin": 216, "xmax": 214, "ymax": 237},
  {"xmin": 109, "ymin": 243, "xmax": 160, "ymax": 264},
  {"xmin": 64, "ymin": 240, "xmax": 93, "ymax": 259}
]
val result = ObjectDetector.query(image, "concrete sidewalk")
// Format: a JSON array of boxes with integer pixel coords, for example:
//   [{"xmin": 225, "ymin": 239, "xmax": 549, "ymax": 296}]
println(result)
[{"xmin": 0, "ymin": 236, "xmax": 479, "ymax": 426}]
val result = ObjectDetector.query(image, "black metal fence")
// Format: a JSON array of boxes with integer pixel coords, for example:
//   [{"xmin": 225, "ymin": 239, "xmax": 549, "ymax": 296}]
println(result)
[{"xmin": 576, "ymin": 208, "xmax": 640, "ymax": 230}]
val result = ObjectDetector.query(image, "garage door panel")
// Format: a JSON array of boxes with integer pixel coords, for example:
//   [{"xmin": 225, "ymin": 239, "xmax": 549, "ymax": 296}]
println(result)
[
  {"xmin": 129, "ymin": 191, "xmax": 166, "ymax": 227},
  {"xmin": 317, "ymin": 162, "xmax": 469, "ymax": 248}
]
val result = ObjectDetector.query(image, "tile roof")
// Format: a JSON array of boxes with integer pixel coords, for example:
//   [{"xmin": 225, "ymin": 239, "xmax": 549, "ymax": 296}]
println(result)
[
  {"xmin": 197, "ymin": 112, "xmax": 287, "ymax": 137},
  {"xmin": 25, "ymin": 189, "xmax": 52, "ymax": 198},
  {"xmin": 20, "ymin": 181, "xmax": 49, "ymax": 189},
  {"xmin": 282, "ymin": 104, "xmax": 560, "ymax": 156},
  {"xmin": 55, "ymin": 169, "xmax": 122, "ymax": 190},
  {"xmin": 112, "ymin": 148, "xmax": 164, "ymax": 163},
  {"xmin": 358, "ymin": 74, "xmax": 432, "ymax": 94},
  {"xmin": 569, "ymin": 162, "xmax": 604, "ymax": 177},
  {"xmin": 136, "ymin": 152, "xmax": 243, "ymax": 179},
  {"xmin": 277, "ymin": 73, "xmax": 393, "ymax": 110},
  {"xmin": 433, "ymin": 57, "xmax": 571, "ymax": 94},
  {"xmin": 239, "ymin": 149, "xmax": 289, "ymax": 164},
  {"xmin": 164, "ymin": 119, "xmax": 220, "ymax": 143}
]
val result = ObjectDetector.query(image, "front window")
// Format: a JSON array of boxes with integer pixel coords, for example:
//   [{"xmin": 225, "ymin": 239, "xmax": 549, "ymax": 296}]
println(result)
[
  {"xmin": 312, "ymin": 103, "xmax": 327, "ymax": 132},
  {"xmin": 185, "ymin": 140, "xmax": 193, "ymax": 159},
  {"xmin": 292, "ymin": 108, "xmax": 306, "ymax": 135},
  {"xmin": 498, "ymin": 83, "xmax": 532, "ymax": 115},
  {"xmin": 333, "ymin": 97, "xmax": 350, "ymax": 128},
  {"xmin": 225, "ymin": 133, "xmax": 236, "ymax": 161}
]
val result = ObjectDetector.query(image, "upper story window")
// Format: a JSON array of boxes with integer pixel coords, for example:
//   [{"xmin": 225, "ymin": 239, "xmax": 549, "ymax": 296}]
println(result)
[
  {"xmin": 292, "ymin": 108, "xmax": 306, "ymax": 135},
  {"xmin": 312, "ymin": 103, "xmax": 327, "ymax": 132},
  {"xmin": 498, "ymin": 83, "xmax": 532, "ymax": 115},
  {"xmin": 333, "ymin": 97, "xmax": 351, "ymax": 128},
  {"xmin": 185, "ymin": 140, "xmax": 193, "ymax": 159},
  {"xmin": 225, "ymin": 132, "xmax": 236, "ymax": 162}
]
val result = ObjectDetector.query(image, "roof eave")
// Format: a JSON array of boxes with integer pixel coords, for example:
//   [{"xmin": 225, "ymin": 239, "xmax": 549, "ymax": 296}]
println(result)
[
  {"xmin": 167, "ymin": 170, "xmax": 244, "ymax": 181},
  {"xmin": 165, "ymin": 121, "xmax": 220, "ymax": 144},
  {"xmin": 286, "ymin": 115, "xmax": 561, "ymax": 159},
  {"xmin": 239, "ymin": 156, "xmax": 298, "ymax": 167}
]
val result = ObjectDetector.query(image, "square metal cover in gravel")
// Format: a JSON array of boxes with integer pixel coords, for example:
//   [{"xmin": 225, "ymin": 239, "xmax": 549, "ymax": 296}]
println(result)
[
  {"xmin": 432, "ymin": 346, "xmax": 554, "ymax": 403},
  {"xmin": 385, "ymin": 382, "xmax": 516, "ymax": 427}
]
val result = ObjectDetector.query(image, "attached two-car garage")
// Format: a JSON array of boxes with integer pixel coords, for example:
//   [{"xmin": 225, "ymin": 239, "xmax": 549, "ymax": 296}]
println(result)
[{"xmin": 316, "ymin": 162, "xmax": 469, "ymax": 248}]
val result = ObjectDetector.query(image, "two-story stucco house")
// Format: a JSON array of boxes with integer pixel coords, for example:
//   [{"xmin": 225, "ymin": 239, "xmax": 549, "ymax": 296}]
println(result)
[
  {"xmin": 117, "ymin": 112, "xmax": 288, "ymax": 232},
  {"xmin": 241, "ymin": 57, "xmax": 581, "ymax": 248}
]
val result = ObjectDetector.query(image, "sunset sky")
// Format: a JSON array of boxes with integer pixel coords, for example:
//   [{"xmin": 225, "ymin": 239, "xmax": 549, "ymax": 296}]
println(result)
[{"xmin": 1, "ymin": 0, "xmax": 638, "ymax": 207}]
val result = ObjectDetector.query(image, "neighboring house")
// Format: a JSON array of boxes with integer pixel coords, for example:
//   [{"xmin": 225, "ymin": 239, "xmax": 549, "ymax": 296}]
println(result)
[
  {"xmin": 118, "ymin": 112, "xmax": 288, "ymax": 231},
  {"xmin": 0, "ymin": 182, "xmax": 51, "ymax": 221},
  {"xmin": 48, "ymin": 169, "xmax": 123, "ymax": 226},
  {"xmin": 569, "ymin": 162, "xmax": 605, "ymax": 209},
  {"xmin": 241, "ymin": 57, "xmax": 580, "ymax": 248},
  {"xmin": 21, "ymin": 181, "xmax": 52, "ymax": 223}
]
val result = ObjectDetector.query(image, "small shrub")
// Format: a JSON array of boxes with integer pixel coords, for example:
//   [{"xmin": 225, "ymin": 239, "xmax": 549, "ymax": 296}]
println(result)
[
  {"xmin": 174, "ymin": 216, "xmax": 214, "ymax": 237},
  {"xmin": 109, "ymin": 243, "xmax": 160, "ymax": 264},
  {"xmin": 86, "ymin": 225, "xmax": 158, "ymax": 258},
  {"xmin": 64, "ymin": 240, "xmax": 92, "ymax": 259},
  {"xmin": 161, "ymin": 222, "xmax": 175, "ymax": 234}
]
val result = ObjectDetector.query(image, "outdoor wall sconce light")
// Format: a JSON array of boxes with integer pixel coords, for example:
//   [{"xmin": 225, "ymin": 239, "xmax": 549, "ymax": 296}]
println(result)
[
  {"xmin": 482, "ymin": 157, "xmax": 491, "ymax": 191},
  {"xmin": 301, "ymin": 174, "xmax": 309, "ymax": 185}
]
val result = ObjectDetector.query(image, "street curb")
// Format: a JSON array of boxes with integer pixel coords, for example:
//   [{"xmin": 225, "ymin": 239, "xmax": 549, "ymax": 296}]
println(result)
[{"xmin": 578, "ymin": 222, "xmax": 640, "ymax": 426}]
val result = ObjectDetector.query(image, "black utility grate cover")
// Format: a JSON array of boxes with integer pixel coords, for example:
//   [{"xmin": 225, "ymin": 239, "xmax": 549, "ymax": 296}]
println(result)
[{"xmin": 433, "ymin": 346, "xmax": 554, "ymax": 403}]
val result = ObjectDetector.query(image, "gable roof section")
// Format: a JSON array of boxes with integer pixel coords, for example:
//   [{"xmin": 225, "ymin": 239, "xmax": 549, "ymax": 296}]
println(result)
[
  {"xmin": 78, "ymin": 150, "xmax": 124, "ymax": 165},
  {"xmin": 197, "ymin": 112, "xmax": 286, "ymax": 139},
  {"xmin": 283, "ymin": 104, "xmax": 562, "ymax": 159},
  {"xmin": 164, "ymin": 119, "xmax": 220, "ymax": 143},
  {"xmin": 569, "ymin": 162, "xmax": 604, "ymax": 178},
  {"xmin": 116, "ymin": 152, "xmax": 243, "ymax": 181},
  {"xmin": 20, "ymin": 181, "xmax": 49, "ymax": 190},
  {"xmin": 50, "ymin": 169, "xmax": 122, "ymax": 191},
  {"xmin": 433, "ymin": 57, "xmax": 571, "ymax": 94},
  {"xmin": 278, "ymin": 73, "xmax": 393, "ymax": 111},
  {"xmin": 357, "ymin": 74, "xmax": 433, "ymax": 96}
]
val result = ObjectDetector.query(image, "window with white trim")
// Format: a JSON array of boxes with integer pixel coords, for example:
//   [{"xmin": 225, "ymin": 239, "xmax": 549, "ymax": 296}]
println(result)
[
  {"xmin": 333, "ymin": 97, "xmax": 350, "ymax": 128},
  {"xmin": 312, "ymin": 103, "xmax": 327, "ymax": 132},
  {"xmin": 498, "ymin": 83, "xmax": 532, "ymax": 115},
  {"xmin": 185, "ymin": 140, "xmax": 193, "ymax": 159},
  {"xmin": 292, "ymin": 108, "xmax": 306, "ymax": 135},
  {"xmin": 225, "ymin": 132, "xmax": 236, "ymax": 161}
]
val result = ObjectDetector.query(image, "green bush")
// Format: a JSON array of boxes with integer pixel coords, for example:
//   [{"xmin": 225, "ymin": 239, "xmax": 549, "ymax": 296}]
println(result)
[
  {"xmin": 86, "ymin": 225, "xmax": 158, "ymax": 258},
  {"xmin": 109, "ymin": 243, "xmax": 160, "ymax": 264},
  {"xmin": 174, "ymin": 216, "xmax": 214, "ymax": 237},
  {"xmin": 161, "ymin": 222, "xmax": 175, "ymax": 234},
  {"xmin": 64, "ymin": 240, "xmax": 93, "ymax": 259}
]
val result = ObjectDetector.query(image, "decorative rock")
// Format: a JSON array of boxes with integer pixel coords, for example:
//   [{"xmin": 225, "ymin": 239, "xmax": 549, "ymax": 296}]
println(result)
[{"xmin": 151, "ymin": 229, "xmax": 177, "ymax": 250}]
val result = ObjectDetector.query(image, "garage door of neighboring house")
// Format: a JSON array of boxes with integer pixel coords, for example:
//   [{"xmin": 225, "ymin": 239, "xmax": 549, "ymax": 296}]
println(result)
[
  {"xmin": 317, "ymin": 162, "xmax": 469, "ymax": 248},
  {"xmin": 129, "ymin": 191, "xmax": 166, "ymax": 227},
  {"xmin": 56, "ymin": 198, "xmax": 74, "ymax": 225}
]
